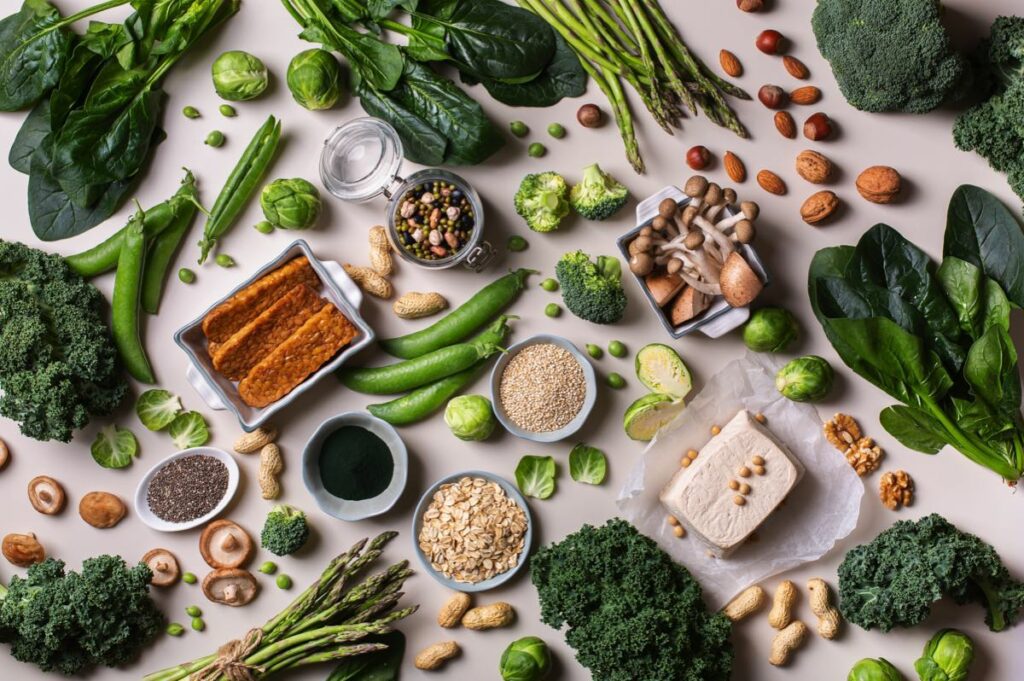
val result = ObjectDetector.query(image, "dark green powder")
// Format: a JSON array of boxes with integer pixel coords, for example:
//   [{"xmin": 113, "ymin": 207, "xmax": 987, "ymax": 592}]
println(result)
[{"xmin": 318, "ymin": 425, "xmax": 394, "ymax": 501}]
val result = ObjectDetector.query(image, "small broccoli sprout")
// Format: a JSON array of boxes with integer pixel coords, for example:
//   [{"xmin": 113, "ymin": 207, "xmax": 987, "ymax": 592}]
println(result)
[
  {"xmin": 528, "ymin": 142, "xmax": 546, "ymax": 158},
  {"xmin": 776, "ymin": 355, "xmax": 834, "ymax": 402},
  {"xmin": 260, "ymin": 504, "xmax": 310, "ymax": 556},
  {"xmin": 570, "ymin": 163, "xmax": 629, "ymax": 220},
  {"xmin": 514, "ymin": 172, "xmax": 570, "ymax": 233},
  {"xmin": 182, "ymin": 106, "xmax": 200, "ymax": 119},
  {"xmin": 212, "ymin": 50, "xmax": 269, "ymax": 101},
  {"xmin": 743, "ymin": 307, "xmax": 798, "ymax": 352},
  {"xmin": 444, "ymin": 394, "xmax": 496, "ymax": 441},
  {"xmin": 510, "ymin": 121, "xmax": 529, "ymax": 137},
  {"xmin": 204, "ymin": 130, "xmax": 225, "ymax": 147}
]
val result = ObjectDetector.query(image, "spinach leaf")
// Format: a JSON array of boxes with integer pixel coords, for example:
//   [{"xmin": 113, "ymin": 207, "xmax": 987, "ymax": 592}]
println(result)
[
  {"xmin": 406, "ymin": 12, "xmax": 448, "ymax": 62},
  {"xmin": 879, "ymin": 405, "xmax": 946, "ymax": 454},
  {"xmin": 0, "ymin": 0, "xmax": 72, "ymax": 111},
  {"xmin": 944, "ymin": 184, "xmax": 1024, "ymax": 307},
  {"xmin": 367, "ymin": 0, "xmax": 417, "ymax": 20},
  {"xmin": 963, "ymin": 324, "xmax": 1021, "ymax": 422},
  {"xmin": 355, "ymin": 77, "xmax": 447, "ymax": 166},
  {"xmin": 299, "ymin": 18, "xmax": 404, "ymax": 91},
  {"xmin": 936, "ymin": 257, "xmax": 983, "ymax": 338},
  {"xmin": 475, "ymin": 30, "xmax": 586, "ymax": 107},
  {"xmin": 327, "ymin": 631, "xmax": 404, "ymax": 681},
  {"xmin": 982, "ymin": 278, "xmax": 1011, "ymax": 333},
  {"xmin": 9, "ymin": 98, "xmax": 50, "ymax": 173}
]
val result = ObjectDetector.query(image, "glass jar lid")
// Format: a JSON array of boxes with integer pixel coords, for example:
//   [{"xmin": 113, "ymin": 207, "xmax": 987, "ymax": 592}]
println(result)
[{"xmin": 320, "ymin": 117, "xmax": 404, "ymax": 202}]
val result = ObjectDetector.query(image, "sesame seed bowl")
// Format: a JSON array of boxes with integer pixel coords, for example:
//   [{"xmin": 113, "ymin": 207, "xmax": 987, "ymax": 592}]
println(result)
[{"xmin": 489, "ymin": 334, "xmax": 597, "ymax": 443}]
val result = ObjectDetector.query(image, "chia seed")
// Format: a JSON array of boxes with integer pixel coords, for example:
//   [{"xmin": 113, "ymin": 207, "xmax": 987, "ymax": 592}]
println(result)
[
  {"xmin": 147, "ymin": 455, "xmax": 229, "ymax": 523},
  {"xmin": 499, "ymin": 343, "xmax": 587, "ymax": 433}
]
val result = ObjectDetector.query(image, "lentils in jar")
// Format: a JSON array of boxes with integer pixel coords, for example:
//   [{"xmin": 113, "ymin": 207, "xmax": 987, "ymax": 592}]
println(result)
[{"xmin": 394, "ymin": 181, "xmax": 474, "ymax": 261}]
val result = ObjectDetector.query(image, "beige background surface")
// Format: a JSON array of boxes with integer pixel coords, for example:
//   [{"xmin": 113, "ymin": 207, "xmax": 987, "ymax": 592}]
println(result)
[{"xmin": 1, "ymin": 1, "xmax": 1023, "ymax": 679}]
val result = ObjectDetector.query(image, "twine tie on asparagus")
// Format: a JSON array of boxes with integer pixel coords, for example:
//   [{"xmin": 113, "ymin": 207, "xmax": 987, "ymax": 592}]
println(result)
[{"xmin": 190, "ymin": 629, "xmax": 265, "ymax": 681}]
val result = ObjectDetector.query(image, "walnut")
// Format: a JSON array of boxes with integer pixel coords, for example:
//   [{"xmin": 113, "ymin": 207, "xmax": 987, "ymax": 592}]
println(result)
[
  {"xmin": 845, "ymin": 437, "xmax": 883, "ymax": 476},
  {"xmin": 879, "ymin": 470, "xmax": 914, "ymax": 510},
  {"xmin": 824, "ymin": 413, "xmax": 861, "ymax": 451}
]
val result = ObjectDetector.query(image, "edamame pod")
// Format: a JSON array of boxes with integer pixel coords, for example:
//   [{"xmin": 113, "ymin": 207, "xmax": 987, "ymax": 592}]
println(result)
[{"xmin": 111, "ymin": 212, "xmax": 156, "ymax": 383}]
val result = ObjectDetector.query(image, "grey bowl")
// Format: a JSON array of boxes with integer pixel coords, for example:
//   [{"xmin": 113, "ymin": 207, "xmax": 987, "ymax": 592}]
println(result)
[
  {"xmin": 490, "ymin": 334, "xmax": 597, "ymax": 443},
  {"xmin": 412, "ymin": 471, "xmax": 533, "ymax": 593},
  {"xmin": 302, "ymin": 412, "xmax": 408, "ymax": 521}
]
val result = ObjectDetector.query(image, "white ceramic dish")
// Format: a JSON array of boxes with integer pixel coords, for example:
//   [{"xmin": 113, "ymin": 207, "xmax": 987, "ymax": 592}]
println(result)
[
  {"xmin": 489, "ymin": 334, "xmax": 597, "ymax": 443},
  {"xmin": 133, "ymin": 447, "xmax": 240, "ymax": 532},
  {"xmin": 301, "ymin": 412, "xmax": 408, "ymax": 521}
]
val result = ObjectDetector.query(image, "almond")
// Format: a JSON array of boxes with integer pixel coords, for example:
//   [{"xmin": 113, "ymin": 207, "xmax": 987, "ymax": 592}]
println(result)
[
  {"xmin": 795, "ymin": 150, "xmax": 834, "ymax": 184},
  {"xmin": 724, "ymin": 151, "xmax": 746, "ymax": 183},
  {"xmin": 800, "ymin": 190, "xmax": 840, "ymax": 224},
  {"xmin": 856, "ymin": 166, "xmax": 902, "ymax": 204},
  {"xmin": 783, "ymin": 56, "xmax": 809, "ymax": 80},
  {"xmin": 756, "ymin": 170, "xmax": 787, "ymax": 196},
  {"xmin": 790, "ymin": 85, "xmax": 821, "ymax": 105},
  {"xmin": 774, "ymin": 111, "xmax": 796, "ymax": 139},
  {"xmin": 720, "ymin": 50, "xmax": 743, "ymax": 77}
]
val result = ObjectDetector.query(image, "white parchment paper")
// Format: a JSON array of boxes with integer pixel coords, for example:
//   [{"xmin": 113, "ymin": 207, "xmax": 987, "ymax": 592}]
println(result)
[{"xmin": 616, "ymin": 352, "xmax": 863, "ymax": 608}]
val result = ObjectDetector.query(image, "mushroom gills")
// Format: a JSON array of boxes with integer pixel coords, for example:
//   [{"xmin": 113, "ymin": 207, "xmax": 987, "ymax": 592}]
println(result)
[{"xmin": 202, "ymin": 568, "xmax": 259, "ymax": 606}]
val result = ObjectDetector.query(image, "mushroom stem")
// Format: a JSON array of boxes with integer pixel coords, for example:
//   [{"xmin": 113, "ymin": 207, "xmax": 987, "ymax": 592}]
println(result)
[
  {"xmin": 680, "ymin": 270, "xmax": 722, "ymax": 295},
  {"xmin": 694, "ymin": 215, "xmax": 736, "ymax": 257}
]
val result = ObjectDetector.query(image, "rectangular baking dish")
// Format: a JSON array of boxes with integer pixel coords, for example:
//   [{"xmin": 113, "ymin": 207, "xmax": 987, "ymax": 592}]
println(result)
[{"xmin": 174, "ymin": 239, "xmax": 375, "ymax": 431}]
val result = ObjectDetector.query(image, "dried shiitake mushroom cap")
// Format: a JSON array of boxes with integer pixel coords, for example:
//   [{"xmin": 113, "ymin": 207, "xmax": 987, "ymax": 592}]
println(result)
[
  {"xmin": 719, "ymin": 252, "xmax": 764, "ymax": 307},
  {"xmin": 3, "ymin": 532, "xmax": 45, "ymax": 567},
  {"xmin": 28, "ymin": 476, "xmax": 66, "ymax": 515},
  {"xmin": 79, "ymin": 491, "xmax": 126, "ymax": 529},
  {"xmin": 202, "ymin": 568, "xmax": 259, "ymax": 606},
  {"xmin": 199, "ymin": 519, "xmax": 254, "ymax": 569},
  {"xmin": 142, "ymin": 548, "xmax": 181, "ymax": 587}
]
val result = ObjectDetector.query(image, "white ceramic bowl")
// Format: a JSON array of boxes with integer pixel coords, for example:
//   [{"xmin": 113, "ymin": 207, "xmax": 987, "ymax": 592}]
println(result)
[
  {"xmin": 302, "ymin": 412, "xmax": 408, "ymax": 521},
  {"xmin": 134, "ymin": 448, "xmax": 240, "ymax": 532}
]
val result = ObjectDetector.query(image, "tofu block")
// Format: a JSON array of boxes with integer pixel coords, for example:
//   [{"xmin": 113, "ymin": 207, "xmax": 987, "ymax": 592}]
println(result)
[{"xmin": 660, "ymin": 411, "xmax": 804, "ymax": 557}]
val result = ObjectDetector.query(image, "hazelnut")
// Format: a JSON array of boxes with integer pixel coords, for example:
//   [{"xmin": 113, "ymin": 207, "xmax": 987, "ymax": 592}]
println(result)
[
  {"xmin": 686, "ymin": 145, "xmax": 711, "ymax": 170},
  {"xmin": 856, "ymin": 166, "xmax": 902, "ymax": 204},
  {"xmin": 576, "ymin": 103, "xmax": 603, "ymax": 128},
  {"xmin": 736, "ymin": 0, "xmax": 764, "ymax": 11},
  {"xmin": 3, "ymin": 533, "xmax": 45, "ymax": 567},
  {"xmin": 756, "ymin": 30, "xmax": 785, "ymax": 54},
  {"xmin": 803, "ymin": 112, "xmax": 833, "ymax": 141},
  {"xmin": 758, "ymin": 85, "xmax": 787, "ymax": 109},
  {"xmin": 79, "ymin": 491, "xmax": 127, "ymax": 529}
]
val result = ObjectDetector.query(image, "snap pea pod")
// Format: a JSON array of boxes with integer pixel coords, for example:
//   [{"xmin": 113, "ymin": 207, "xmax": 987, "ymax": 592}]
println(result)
[
  {"xmin": 341, "ymin": 316, "xmax": 512, "ymax": 394},
  {"xmin": 198, "ymin": 115, "xmax": 281, "ymax": 264},
  {"xmin": 142, "ymin": 172, "xmax": 203, "ymax": 314},
  {"xmin": 111, "ymin": 211, "xmax": 156, "ymax": 384},
  {"xmin": 379, "ymin": 269, "xmax": 535, "ymax": 359}
]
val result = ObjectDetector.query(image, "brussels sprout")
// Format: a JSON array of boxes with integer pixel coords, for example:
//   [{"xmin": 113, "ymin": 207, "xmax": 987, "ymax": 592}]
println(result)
[
  {"xmin": 286, "ymin": 49, "xmax": 342, "ymax": 111},
  {"xmin": 776, "ymin": 355, "xmax": 834, "ymax": 402},
  {"xmin": 743, "ymin": 307, "xmax": 799, "ymax": 352},
  {"xmin": 211, "ymin": 50, "xmax": 268, "ymax": 101},
  {"xmin": 848, "ymin": 658, "xmax": 905, "ymax": 681},
  {"xmin": 915, "ymin": 629, "xmax": 974, "ymax": 681},
  {"xmin": 499, "ymin": 636, "xmax": 551, "ymax": 681},
  {"xmin": 444, "ymin": 394, "xmax": 496, "ymax": 441},
  {"xmin": 260, "ymin": 178, "xmax": 322, "ymax": 229}
]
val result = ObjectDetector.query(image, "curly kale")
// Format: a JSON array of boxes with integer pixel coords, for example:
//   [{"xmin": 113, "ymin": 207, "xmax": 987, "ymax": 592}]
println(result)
[
  {"xmin": 811, "ymin": 0, "xmax": 970, "ymax": 113},
  {"xmin": 261, "ymin": 504, "xmax": 310, "ymax": 556},
  {"xmin": 0, "ymin": 241, "xmax": 127, "ymax": 442},
  {"xmin": 0, "ymin": 556, "xmax": 164, "ymax": 675},
  {"xmin": 953, "ymin": 16, "xmax": 1024, "ymax": 207},
  {"xmin": 555, "ymin": 251, "xmax": 627, "ymax": 324},
  {"xmin": 530, "ymin": 519, "xmax": 733, "ymax": 681},
  {"xmin": 838, "ymin": 514, "xmax": 1024, "ymax": 633}
]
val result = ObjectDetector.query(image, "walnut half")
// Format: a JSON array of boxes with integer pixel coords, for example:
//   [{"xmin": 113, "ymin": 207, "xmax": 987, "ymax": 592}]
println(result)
[
  {"xmin": 879, "ymin": 470, "xmax": 914, "ymax": 510},
  {"xmin": 845, "ymin": 437, "xmax": 884, "ymax": 477},
  {"xmin": 823, "ymin": 413, "xmax": 861, "ymax": 451}
]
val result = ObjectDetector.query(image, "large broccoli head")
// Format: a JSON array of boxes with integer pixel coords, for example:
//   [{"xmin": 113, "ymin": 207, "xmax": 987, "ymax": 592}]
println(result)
[
  {"xmin": 514, "ymin": 172, "xmax": 570, "ymax": 233},
  {"xmin": 838, "ymin": 514, "xmax": 1024, "ymax": 633},
  {"xmin": 0, "ymin": 241, "xmax": 127, "ymax": 442},
  {"xmin": 811, "ymin": 0, "xmax": 970, "ymax": 113},
  {"xmin": 570, "ymin": 163, "xmax": 629, "ymax": 221},
  {"xmin": 555, "ymin": 251, "xmax": 627, "ymax": 324},
  {"xmin": 261, "ymin": 504, "xmax": 310, "ymax": 556}
]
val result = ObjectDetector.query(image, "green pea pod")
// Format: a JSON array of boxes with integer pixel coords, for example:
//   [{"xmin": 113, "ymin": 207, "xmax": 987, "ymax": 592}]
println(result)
[
  {"xmin": 198, "ymin": 115, "xmax": 282, "ymax": 264},
  {"xmin": 111, "ymin": 211, "xmax": 156, "ymax": 384},
  {"xmin": 141, "ymin": 173, "xmax": 203, "ymax": 314},
  {"xmin": 379, "ymin": 269, "xmax": 535, "ymax": 359}
]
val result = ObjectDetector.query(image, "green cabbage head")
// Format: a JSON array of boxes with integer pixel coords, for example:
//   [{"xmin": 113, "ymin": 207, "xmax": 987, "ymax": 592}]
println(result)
[
  {"xmin": 499, "ymin": 636, "xmax": 551, "ymax": 681},
  {"xmin": 260, "ymin": 178, "xmax": 321, "ymax": 229},
  {"xmin": 287, "ymin": 49, "xmax": 342, "ymax": 111}
]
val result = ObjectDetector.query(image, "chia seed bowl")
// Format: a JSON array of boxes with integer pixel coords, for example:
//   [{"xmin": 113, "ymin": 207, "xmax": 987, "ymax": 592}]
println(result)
[{"xmin": 134, "ymin": 447, "xmax": 240, "ymax": 532}]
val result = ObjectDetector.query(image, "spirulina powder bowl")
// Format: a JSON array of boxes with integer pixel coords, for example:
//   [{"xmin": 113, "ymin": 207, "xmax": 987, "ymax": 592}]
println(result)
[{"xmin": 302, "ymin": 412, "xmax": 408, "ymax": 521}]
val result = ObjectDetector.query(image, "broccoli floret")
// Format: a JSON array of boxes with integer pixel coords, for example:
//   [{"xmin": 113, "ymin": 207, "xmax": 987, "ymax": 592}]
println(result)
[
  {"xmin": 260, "ymin": 504, "xmax": 310, "ymax": 556},
  {"xmin": 953, "ymin": 16, "xmax": 1024, "ymax": 208},
  {"xmin": 0, "ymin": 241, "xmax": 127, "ymax": 442},
  {"xmin": 811, "ymin": 0, "xmax": 970, "ymax": 113},
  {"xmin": 569, "ymin": 163, "xmax": 629, "ymax": 220},
  {"xmin": 838, "ymin": 514, "xmax": 1024, "ymax": 633},
  {"xmin": 514, "ymin": 172, "xmax": 570, "ymax": 232},
  {"xmin": 0, "ymin": 556, "xmax": 164, "ymax": 675},
  {"xmin": 555, "ymin": 251, "xmax": 627, "ymax": 324}
]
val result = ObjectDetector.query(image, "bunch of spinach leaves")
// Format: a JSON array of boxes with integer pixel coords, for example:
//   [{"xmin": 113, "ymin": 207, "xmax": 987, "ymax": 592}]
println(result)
[
  {"xmin": 809, "ymin": 185, "xmax": 1024, "ymax": 482},
  {"xmin": 1, "ymin": 0, "xmax": 238, "ymax": 241}
]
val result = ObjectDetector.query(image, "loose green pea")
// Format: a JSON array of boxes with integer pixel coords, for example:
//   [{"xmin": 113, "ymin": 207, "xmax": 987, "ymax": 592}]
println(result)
[
  {"xmin": 608, "ymin": 340, "xmax": 627, "ymax": 358},
  {"xmin": 545, "ymin": 303, "xmax": 561, "ymax": 317},
  {"xmin": 166, "ymin": 623, "xmax": 185, "ymax": 637},
  {"xmin": 507, "ymin": 235, "xmax": 528, "ymax": 252},
  {"xmin": 185, "ymin": 605, "xmax": 202, "ymax": 618},
  {"xmin": 182, "ymin": 572, "xmax": 197, "ymax": 584},
  {"xmin": 586, "ymin": 343, "xmax": 604, "ymax": 360},
  {"xmin": 178, "ymin": 268, "xmax": 196, "ymax": 284},
  {"xmin": 607, "ymin": 372, "xmax": 626, "ymax": 389},
  {"xmin": 215, "ymin": 254, "xmax": 235, "ymax": 268},
  {"xmin": 204, "ymin": 130, "xmax": 225, "ymax": 147},
  {"xmin": 258, "ymin": 561, "xmax": 278, "ymax": 575},
  {"xmin": 219, "ymin": 104, "xmax": 237, "ymax": 117},
  {"xmin": 254, "ymin": 220, "xmax": 274, "ymax": 234},
  {"xmin": 509, "ymin": 120, "xmax": 529, "ymax": 137},
  {"xmin": 191, "ymin": 617, "xmax": 205, "ymax": 632},
  {"xmin": 547, "ymin": 122, "xmax": 566, "ymax": 139},
  {"xmin": 182, "ymin": 106, "xmax": 200, "ymax": 119},
  {"xmin": 540, "ymin": 278, "xmax": 559, "ymax": 292},
  {"xmin": 528, "ymin": 142, "xmax": 546, "ymax": 158},
  {"xmin": 276, "ymin": 574, "xmax": 292, "ymax": 590}
]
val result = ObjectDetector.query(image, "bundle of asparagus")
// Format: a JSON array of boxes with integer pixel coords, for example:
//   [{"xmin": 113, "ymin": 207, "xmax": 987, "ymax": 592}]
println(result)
[
  {"xmin": 144, "ymin": 532, "xmax": 416, "ymax": 681},
  {"xmin": 518, "ymin": 0, "xmax": 749, "ymax": 173}
]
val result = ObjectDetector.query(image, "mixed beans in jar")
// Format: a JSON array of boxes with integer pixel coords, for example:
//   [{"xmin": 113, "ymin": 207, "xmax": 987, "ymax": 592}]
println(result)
[{"xmin": 393, "ymin": 180, "xmax": 475, "ymax": 261}]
